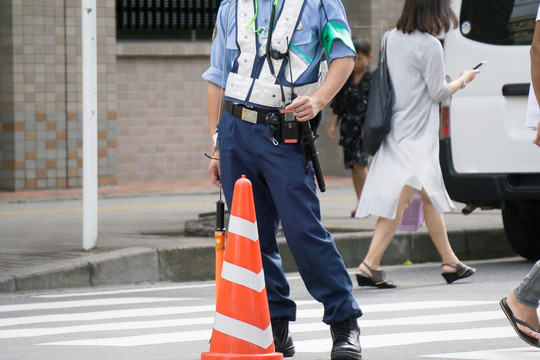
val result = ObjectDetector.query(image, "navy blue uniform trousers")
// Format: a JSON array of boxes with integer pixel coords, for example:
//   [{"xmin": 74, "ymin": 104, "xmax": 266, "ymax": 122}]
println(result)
[{"xmin": 218, "ymin": 110, "xmax": 362, "ymax": 324}]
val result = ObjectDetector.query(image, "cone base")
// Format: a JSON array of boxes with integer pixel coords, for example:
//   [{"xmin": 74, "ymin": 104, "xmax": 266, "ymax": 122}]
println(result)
[{"xmin": 201, "ymin": 352, "xmax": 283, "ymax": 360}]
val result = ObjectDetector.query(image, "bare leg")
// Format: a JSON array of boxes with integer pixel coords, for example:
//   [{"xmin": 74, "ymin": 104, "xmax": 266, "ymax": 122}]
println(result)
[
  {"xmin": 418, "ymin": 188, "xmax": 460, "ymax": 273},
  {"xmin": 351, "ymin": 163, "xmax": 368, "ymax": 217},
  {"xmin": 359, "ymin": 185, "xmax": 416, "ymax": 275},
  {"xmin": 352, "ymin": 163, "xmax": 368, "ymax": 200},
  {"xmin": 507, "ymin": 290, "xmax": 540, "ymax": 339}
]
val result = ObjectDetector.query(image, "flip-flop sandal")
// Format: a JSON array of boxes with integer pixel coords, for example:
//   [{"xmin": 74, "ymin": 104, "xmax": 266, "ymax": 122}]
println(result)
[{"xmin": 500, "ymin": 297, "xmax": 540, "ymax": 348}]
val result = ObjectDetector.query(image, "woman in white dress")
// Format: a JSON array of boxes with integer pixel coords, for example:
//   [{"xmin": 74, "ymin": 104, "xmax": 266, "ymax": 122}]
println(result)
[{"xmin": 355, "ymin": 0, "xmax": 480, "ymax": 288}]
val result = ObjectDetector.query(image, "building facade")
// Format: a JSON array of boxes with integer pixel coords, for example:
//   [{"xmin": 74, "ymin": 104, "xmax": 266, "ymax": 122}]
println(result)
[{"xmin": 0, "ymin": 0, "xmax": 404, "ymax": 191}]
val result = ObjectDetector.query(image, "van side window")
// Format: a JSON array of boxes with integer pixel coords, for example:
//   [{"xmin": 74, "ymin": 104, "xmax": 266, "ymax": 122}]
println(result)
[{"xmin": 459, "ymin": 0, "xmax": 537, "ymax": 46}]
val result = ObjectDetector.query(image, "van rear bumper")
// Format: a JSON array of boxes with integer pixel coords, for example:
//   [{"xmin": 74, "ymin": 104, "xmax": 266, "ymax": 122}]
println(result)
[{"xmin": 439, "ymin": 138, "xmax": 540, "ymax": 204}]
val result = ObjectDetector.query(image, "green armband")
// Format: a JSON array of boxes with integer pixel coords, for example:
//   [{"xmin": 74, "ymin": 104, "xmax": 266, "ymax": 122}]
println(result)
[{"xmin": 321, "ymin": 22, "xmax": 356, "ymax": 56}]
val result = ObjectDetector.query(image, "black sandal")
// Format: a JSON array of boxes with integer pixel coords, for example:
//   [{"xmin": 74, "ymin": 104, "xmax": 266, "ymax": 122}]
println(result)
[
  {"xmin": 441, "ymin": 262, "xmax": 476, "ymax": 284},
  {"xmin": 500, "ymin": 297, "xmax": 540, "ymax": 348},
  {"xmin": 356, "ymin": 262, "xmax": 397, "ymax": 289}
]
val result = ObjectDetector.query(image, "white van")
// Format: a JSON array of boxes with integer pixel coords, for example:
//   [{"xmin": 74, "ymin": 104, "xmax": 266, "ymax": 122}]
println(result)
[{"xmin": 441, "ymin": 0, "xmax": 540, "ymax": 260}]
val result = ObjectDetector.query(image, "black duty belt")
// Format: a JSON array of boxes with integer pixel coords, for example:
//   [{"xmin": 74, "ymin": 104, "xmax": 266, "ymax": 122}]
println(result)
[{"xmin": 224, "ymin": 101, "xmax": 275, "ymax": 125}]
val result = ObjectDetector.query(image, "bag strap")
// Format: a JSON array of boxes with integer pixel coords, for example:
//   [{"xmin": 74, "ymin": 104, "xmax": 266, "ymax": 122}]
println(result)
[{"xmin": 380, "ymin": 30, "xmax": 391, "ymax": 67}]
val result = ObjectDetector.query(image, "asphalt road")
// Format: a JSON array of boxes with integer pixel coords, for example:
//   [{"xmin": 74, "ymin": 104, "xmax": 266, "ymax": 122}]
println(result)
[{"xmin": 0, "ymin": 258, "xmax": 538, "ymax": 360}]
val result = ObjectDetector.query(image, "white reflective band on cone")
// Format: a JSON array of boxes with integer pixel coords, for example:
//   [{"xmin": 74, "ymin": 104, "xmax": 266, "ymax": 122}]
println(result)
[
  {"xmin": 220, "ymin": 261, "xmax": 266, "ymax": 293},
  {"xmin": 213, "ymin": 312, "xmax": 274, "ymax": 349},
  {"xmin": 228, "ymin": 215, "xmax": 259, "ymax": 242}
]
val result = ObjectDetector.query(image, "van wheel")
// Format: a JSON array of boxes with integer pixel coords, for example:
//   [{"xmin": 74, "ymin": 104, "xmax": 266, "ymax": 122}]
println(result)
[{"xmin": 502, "ymin": 201, "xmax": 540, "ymax": 261}]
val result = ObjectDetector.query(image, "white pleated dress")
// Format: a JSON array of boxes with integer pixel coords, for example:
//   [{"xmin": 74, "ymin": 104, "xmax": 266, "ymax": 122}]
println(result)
[{"xmin": 356, "ymin": 29, "xmax": 455, "ymax": 219}]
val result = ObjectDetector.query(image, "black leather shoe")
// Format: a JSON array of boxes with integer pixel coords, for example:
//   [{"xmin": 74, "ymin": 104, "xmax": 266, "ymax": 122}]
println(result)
[
  {"xmin": 271, "ymin": 317, "xmax": 295, "ymax": 357},
  {"xmin": 330, "ymin": 317, "xmax": 362, "ymax": 360}
]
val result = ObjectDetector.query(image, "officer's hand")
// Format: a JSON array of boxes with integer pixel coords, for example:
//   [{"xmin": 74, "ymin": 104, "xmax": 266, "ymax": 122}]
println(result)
[
  {"xmin": 208, "ymin": 149, "xmax": 222, "ymax": 188},
  {"xmin": 286, "ymin": 95, "xmax": 323, "ymax": 122}
]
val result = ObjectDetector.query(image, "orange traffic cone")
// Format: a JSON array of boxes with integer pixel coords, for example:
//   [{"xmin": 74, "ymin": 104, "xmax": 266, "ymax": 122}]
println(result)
[{"xmin": 201, "ymin": 175, "xmax": 282, "ymax": 360}]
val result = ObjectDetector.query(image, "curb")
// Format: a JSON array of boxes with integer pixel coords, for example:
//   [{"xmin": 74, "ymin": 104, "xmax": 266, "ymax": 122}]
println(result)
[{"xmin": 0, "ymin": 227, "xmax": 515, "ymax": 293}]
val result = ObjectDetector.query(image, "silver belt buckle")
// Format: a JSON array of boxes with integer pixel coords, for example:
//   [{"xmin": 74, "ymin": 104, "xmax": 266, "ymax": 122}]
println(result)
[{"xmin": 241, "ymin": 107, "xmax": 258, "ymax": 124}]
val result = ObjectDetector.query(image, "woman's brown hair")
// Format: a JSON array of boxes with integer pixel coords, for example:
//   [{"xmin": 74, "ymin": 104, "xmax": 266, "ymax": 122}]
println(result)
[{"xmin": 396, "ymin": 0, "xmax": 458, "ymax": 35}]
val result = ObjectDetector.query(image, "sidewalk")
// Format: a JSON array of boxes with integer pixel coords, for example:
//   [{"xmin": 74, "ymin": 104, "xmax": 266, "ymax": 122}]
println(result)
[{"xmin": 0, "ymin": 176, "xmax": 514, "ymax": 293}]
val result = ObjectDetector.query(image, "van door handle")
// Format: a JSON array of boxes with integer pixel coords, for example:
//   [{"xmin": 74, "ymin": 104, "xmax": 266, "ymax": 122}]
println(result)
[{"xmin": 502, "ymin": 83, "xmax": 530, "ymax": 96}]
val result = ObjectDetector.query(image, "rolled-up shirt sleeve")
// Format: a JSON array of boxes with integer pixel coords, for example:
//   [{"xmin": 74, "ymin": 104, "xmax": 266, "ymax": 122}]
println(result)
[
  {"xmin": 202, "ymin": 1, "xmax": 235, "ymax": 88},
  {"xmin": 319, "ymin": 0, "xmax": 356, "ymax": 62}
]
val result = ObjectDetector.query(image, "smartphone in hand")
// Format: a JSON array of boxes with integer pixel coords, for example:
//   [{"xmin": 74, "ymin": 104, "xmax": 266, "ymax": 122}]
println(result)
[{"xmin": 473, "ymin": 61, "xmax": 488, "ymax": 70}]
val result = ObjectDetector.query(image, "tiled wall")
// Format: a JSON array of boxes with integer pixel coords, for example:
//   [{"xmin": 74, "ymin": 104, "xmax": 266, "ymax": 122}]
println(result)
[
  {"xmin": 0, "ymin": 0, "xmax": 117, "ymax": 191},
  {"xmin": 116, "ymin": 55, "xmax": 210, "ymax": 183},
  {"xmin": 0, "ymin": 0, "xmax": 405, "ymax": 190},
  {"xmin": 0, "ymin": 0, "xmax": 14, "ymax": 190}
]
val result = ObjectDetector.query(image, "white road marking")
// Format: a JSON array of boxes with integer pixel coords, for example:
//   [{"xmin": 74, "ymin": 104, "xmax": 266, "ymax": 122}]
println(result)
[
  {"xmin": 0, "ymin": 297, "xmax": 522, "ymax": 359},
  {"xmin": 420, "ymin": 347, "xmax": 540, "ymax": 359},
  {"xmin": 0, "ymin": 305, "xmax": 215, "ymax": 327},
  {"xmin": 38, "ymin": 330, "xmax": 213, "ymax": 347},
  {"xmin": 0, "ymin": 297, "xmax": 186, "ymax": 313},
  {"xmin": 36, "ymin": 326, "xmax": 518, "ymax": 349},
  {"xmin": 296, "ymin": 300, "xmax": 496, "ymax": 319},
  {"xmin": 290, "ymin": 310, "xmax": 504, "ymax": 332},
  {"xmin": 0, "ymin": 317, "xmax": 214, "ymax": 339},
  {"xmin": 294, "ymin": 327, "xmax": 517, "ymax": 352},
  {"xmin": 0, "ymin": 310, "xmax": 505, "ymax": 341}
]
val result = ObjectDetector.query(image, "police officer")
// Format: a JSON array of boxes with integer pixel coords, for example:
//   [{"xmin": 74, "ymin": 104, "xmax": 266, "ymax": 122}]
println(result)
[{"xmin": 203, "ymin": 1, "xmax": 362, "ymax": 359}]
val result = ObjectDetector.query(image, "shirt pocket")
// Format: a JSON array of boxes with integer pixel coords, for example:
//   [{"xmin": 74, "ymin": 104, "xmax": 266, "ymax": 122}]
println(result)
[{"xmin": 286, "ymin": 20, "xmax": 313, "ymax": 83}]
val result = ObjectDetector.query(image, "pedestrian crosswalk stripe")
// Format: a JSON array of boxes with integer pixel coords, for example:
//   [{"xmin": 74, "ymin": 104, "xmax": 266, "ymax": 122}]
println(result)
[
  {"xmin": 35, "ymin": 325, "xmax": 518, "ymax": 349},
  {"xmin": 420, "ymin": 347, "xmax": 538, "ymax": 359},
  {"xmin": 38, "ymin": 329, "xmax": 213, "ymax": 347},
  {"xmin": 359, "ymin": 300, "xmax": 496, "ymax": 313},
  {"xmin": 294, "ymin": 327, "xmax": 516, "ymax": 352},
  {"xmin": 0, "ymin": 300, "xmax": 496, "ymax": 328},
  {"xmin": 0, "ymin": 297, "xmax": 188, "ymax": 313},
  {"xmin": 0, "ymin": 317, "xmax": 215, "ymax": 339},
  {"xmin": 0, "ymin": 310, "xmax": 505, "ymax": 340},
  {"xmin": 291, "ymin": 310, "xmax": 504, "ymax": 332},
  {"xmin": 0, "ymin": 298, "xmax": 518, "ymax": 354},
  {"xmin": 0, "ymin": 305, "xmax": 216, "ymax": 327},
  {"xmin": 296, "ymin": 300, "xmax": 496, "ymax": 319}
]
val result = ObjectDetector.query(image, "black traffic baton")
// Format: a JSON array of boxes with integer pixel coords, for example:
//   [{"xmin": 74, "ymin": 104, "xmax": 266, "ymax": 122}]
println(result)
[{"xmin": 300, "ymin": 121, "xmax": 326, "ymax": 193}]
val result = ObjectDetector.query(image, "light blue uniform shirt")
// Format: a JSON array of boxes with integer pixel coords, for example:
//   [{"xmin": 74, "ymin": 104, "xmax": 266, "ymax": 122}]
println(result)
[{"xmin": 202, "ymin": 0, "xmax": 355, "ymax": 95}]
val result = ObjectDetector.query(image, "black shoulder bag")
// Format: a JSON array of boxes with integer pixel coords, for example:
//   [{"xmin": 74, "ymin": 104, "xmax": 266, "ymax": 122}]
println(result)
[{"xmin": 363, "ymin": 30, "xmax": 394, "ymax": 156}]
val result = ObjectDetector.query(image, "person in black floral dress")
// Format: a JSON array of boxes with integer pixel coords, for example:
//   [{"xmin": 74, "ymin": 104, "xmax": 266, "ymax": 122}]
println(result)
[{"xmin": 328, "ymin": 37, "xmax": 373, "ymax": 217}]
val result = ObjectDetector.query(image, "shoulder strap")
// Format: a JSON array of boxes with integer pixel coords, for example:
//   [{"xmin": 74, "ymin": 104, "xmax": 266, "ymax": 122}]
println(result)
[{"xmin": 380, "ymin": 29, "xmax": 392, "ymax": 66}]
